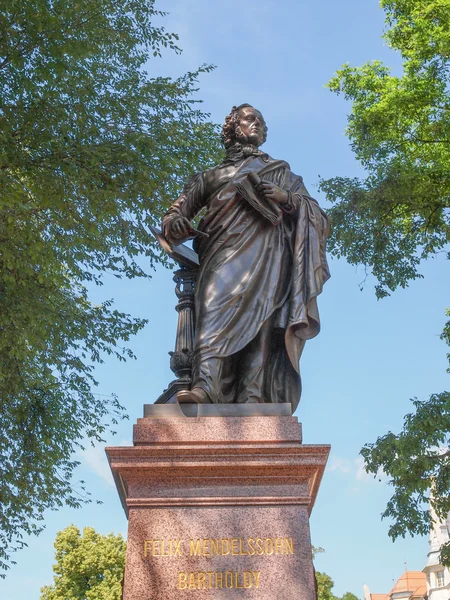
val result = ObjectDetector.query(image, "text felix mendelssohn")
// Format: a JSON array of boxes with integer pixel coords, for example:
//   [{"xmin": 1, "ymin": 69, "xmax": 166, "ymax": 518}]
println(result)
[{"xmin": 143, "ymin": 537, "xmax": 295, "ymax": 590}]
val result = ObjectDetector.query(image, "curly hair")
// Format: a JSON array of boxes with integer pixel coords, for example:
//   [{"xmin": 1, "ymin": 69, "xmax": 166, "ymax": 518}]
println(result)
[{"xmin": 221, "ymin": 104, "xmax": 268, "ymax": 149}]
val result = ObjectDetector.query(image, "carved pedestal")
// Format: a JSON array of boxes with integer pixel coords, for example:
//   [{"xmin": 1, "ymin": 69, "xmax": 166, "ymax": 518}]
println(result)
[
  {"xmin": 156, "ymin": 267, "xmax": 197, "ymax": 404},
  {"xmin": 106, "ymin": 405, "xmax": 329, "ymax": 599}
]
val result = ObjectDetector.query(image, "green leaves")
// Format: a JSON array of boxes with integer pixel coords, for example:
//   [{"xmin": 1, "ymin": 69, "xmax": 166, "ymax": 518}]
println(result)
[
  {"xmin": 40, "ymin": 525, "xmax": 126, "ymax": 600},
  {"xmin": 362, "ymin": 393, "xmax": 450, "ymax": 533},
  {"xmin": 323, "ymin": 0, "xmax": 450, "ymax": 563},
  {"xmin": 359, "ymin": 312, "xmax": 450, "ymax": 563},
  {"xmin": 315, "ymin": 570, "xmax": 359, "ymax": 600},
  {"xmin": 0, "ymin": 0, "xmax": 222, "ymax": 575},
  {"xmin": 316, "ymin": 572, "xmax": 338, "ymax": 600},
  {"xmin": 321, "ymin": 0, "xmax": 450, "ymax": 299},
  {"xmin": 383, "ymin": 0, "xmax": 450, "ymax": 68}
]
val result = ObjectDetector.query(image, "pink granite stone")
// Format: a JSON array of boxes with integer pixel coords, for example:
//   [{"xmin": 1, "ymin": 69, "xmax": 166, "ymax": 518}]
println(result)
[
  {"xmin": 133, "ymin": 414, "xmax": 303, "ymax": 445},
  {"xmin": 106, "ymin": 414, "xmax": 329, "ymax": 599}
]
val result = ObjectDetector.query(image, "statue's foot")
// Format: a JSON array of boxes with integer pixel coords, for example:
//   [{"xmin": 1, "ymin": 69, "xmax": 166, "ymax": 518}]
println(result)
[{"xmin": 177, "ymin": 387, "xmax": 210, "ymax": 404}]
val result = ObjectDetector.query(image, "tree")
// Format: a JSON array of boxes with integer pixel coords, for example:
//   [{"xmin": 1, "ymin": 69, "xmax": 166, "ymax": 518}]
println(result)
[
  {"xmin": 0, "ymin": 0, "xmax": 222, "ymax": 574},
  {"xmin": 320, "ymin": 0, "xmax": 450, "ymax": 563},
  {"xmin": 40, "ymin": 525, "xmax": 126, "ymax": 600},
  {"xmin": 316, "ymin": 571, "xmax": 359, "ymax": 600},
  {"xmin": 316, "ymin": 571, "xmax": 338, "ymax": 600},
  {"xmin": 41, "ymin": 531, "xmax": 361, "ymax": 600},
  {"xmin": 313, "ymin": 547, "xmax": 359, "ymax": 600}
]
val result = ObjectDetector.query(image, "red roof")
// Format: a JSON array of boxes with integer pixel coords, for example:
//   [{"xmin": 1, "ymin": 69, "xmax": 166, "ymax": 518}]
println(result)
[{"xmin": 371, "ymin": 571, "xmax": 427, "ymax": 600}]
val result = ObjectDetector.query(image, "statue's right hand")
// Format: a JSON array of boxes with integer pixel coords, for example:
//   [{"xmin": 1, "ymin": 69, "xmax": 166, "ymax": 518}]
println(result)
[{"xmin": 169, "ymin": 216, "xmax": 193, "ymax": 239}]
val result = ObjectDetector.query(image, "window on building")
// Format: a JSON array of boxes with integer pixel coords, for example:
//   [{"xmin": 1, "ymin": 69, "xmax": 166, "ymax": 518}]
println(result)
[{"xmin": 436, "ymin": 571, "xmax": 445, "ymax": 588}]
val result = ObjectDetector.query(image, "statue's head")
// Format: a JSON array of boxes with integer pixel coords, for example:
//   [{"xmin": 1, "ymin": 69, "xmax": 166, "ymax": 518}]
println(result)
[{"xmin": 221, "ymin": 104, "xmax": 268, "ymax": 149}]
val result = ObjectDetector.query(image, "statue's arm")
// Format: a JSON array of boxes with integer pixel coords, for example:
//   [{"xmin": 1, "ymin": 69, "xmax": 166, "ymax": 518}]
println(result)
[
  {"xmin": 162, "ymin": 172, "xmax": 206, "ymax": 244},
  {"xmin": 281, "ymin": 191, "xmax": 303, "ymax": 215},
  {"xmin": 280, "ymin": 175, "xmax": 313, "ymax": 215},
  {"xmin": 256, "ymin": 170, "xmax": 312, "ymax": 214},
  {"xmin": 284, "ymin": 174, "xmax": 330, "ymax": 238}
]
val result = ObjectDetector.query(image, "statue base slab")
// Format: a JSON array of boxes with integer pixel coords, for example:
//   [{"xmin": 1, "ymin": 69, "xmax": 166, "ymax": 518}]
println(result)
[
  {"xmin": 106, "ymin": 407, "xmax": 330, "ymax": 599},
  {"xmin": 143, "ymin": 401, "xmax": 293, "ymax": 418}
]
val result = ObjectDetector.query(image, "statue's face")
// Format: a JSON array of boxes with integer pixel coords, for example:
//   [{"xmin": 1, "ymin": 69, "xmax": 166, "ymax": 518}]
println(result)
[{"xmin": 237, "ymin": 106, "xmax": 266, "ymax": 147}]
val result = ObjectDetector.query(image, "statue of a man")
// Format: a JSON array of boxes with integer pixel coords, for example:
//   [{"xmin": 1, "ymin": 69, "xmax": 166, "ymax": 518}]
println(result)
[{"xmin": 162, "ymin": 104, "xmax": 330, "ymax": 411}]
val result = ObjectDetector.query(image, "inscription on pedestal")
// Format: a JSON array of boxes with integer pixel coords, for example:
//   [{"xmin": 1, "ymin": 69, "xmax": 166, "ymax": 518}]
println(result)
[
  {"xmin": 143, "ymin": 536, "xmax": 294, "ymax": 591},
  {"xmin": 107, "ymin": 414, "xmax": 329, "ymax": 599}
]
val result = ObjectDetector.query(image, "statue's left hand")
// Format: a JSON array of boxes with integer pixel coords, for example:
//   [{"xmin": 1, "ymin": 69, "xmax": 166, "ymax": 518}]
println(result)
[{"xmin": 256, "ymin": 181, "xmax": 289, "ymax": 205}]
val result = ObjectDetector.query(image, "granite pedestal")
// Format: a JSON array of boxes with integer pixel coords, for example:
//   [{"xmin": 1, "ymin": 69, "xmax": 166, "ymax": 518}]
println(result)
[{"xmin": 106, "ymin": 404, "xmax": 329, "ymax": 599}]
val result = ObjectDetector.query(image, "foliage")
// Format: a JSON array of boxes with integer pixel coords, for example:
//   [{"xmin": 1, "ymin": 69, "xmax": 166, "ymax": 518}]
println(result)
[
  {"xmin": 361, "ymin": 391, "xmax": 450, "ymax": 558},
  {"xmin": 316, "ymin": 571, "xmax": 359, "ymax": 600},
  {"xmin": 314, "ymin": 547, "xmax": 359, "ymax": 600},
  {"xmin": 40, "ymin": 525, "xmax": 126, "ymax": 600},
  {"xmin": 312, "ymin": 545, "xmax": 325, "ymax": 559},
  {"xmin": 316, "ymin": 571, "xmax": 337, "ymax": 600},
  {"xmin": 341, "ymin": 594, "xmax": 360, "ymax": 600},
  {"xmin": 320, "ymin": 0, "xmax": 449, "ymax": 299},
  {"xmin": 322, "ymin": 0, "xmax": 450, "ymax": 564},
  {"xmin": 0, "ymin": 0, "xmax": 222, "ymax": 574}
]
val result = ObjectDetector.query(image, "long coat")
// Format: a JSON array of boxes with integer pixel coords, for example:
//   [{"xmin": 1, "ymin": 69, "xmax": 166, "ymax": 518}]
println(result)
[{"xmin": 163, "ymin": 153, "xmax": 330, "ymax": 411}]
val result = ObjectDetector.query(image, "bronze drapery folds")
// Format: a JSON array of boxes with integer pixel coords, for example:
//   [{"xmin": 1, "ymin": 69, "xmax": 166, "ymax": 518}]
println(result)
[{"xmin": 162, "ymin": 104, "xmax": 330, "ymax": 412}]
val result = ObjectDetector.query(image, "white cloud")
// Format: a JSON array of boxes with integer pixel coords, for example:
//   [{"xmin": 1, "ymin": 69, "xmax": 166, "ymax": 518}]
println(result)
[
  {"xmin": 327, "ymin": 455, "xmax": 352, "ymax": 473},
  {"xmin": 354, "ymin": 456, "xmax": 373, "ymax": 481},
  {"xmin": 79, "ymin": 439, "xmax": 131, "ymax": 487},
  {"xmin": 80, "ymin": 444, "xmax": 114, "ymax": 487},
  {"xmin": 355, "ymin": 456, "xmax": 388, "ymax": 483},
  {"xmin": 327, "ymin": 454, "xmax": 388, "ymax": 485}
]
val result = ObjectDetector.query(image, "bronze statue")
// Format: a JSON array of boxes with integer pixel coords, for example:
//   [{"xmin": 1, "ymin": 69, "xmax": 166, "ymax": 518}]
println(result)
[{"xmin": 162, "ymin": 104, "xmax": 330, "ymax": 411}]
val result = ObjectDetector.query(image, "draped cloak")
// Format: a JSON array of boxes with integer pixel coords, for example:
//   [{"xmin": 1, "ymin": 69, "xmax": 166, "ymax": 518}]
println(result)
[{"xmin": 163, "ymin": 154, "xmax": 330, "ymax": 411}]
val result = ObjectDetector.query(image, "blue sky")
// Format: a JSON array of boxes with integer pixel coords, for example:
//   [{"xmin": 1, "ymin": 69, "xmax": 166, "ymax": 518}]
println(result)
[{"xmin": 2, "ymin": 0, "xmax": 449, "ymax": 598}]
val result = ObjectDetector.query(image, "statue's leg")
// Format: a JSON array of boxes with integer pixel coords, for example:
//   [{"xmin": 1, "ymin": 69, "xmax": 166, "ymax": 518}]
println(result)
[
  {"xmin": 235, "ymin": 317, "xmax": 273, "ymax": 404},
  {"xmin": 266, "ymin": 329, "xmax": 302, "ymax": 410},
  {"xmin": 177, "ymin": 387, "xmax": 210, "ymax": 404},
  {"xmin": 187, "ymin": 353, "xmax": 236, "ymax": 404}
]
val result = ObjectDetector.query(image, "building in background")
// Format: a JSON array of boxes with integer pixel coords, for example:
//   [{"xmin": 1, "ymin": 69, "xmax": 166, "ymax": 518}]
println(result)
[
  {"xmin": 364, "ymin": 508, "xmax": 450, "ymax": 600},
  {"xmin": 364, "ymin": 571, "xmax": 427, "ymax": 600},
  {"xmin": 423, "ymin": 508, "xmax": 450, "ymax": 600}
]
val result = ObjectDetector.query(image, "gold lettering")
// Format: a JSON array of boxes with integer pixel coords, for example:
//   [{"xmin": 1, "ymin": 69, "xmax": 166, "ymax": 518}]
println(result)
[
  {"xmin": 178, "ymin": 572, "xmax": 187, "ymax": 590},
  {"xmin": 189, "ymin": 540, "xmax": 202, "ymax": 556},
  {"xmin": 144, "ymin": 539, "xmax": 184, "ymax": 558},
  {"xmin": 231, "ymin": 538, "xmax": 239, "ymax": 555},
  {"xmin": 221, "ymin": 539, "xmax": 230, "ymax": 555},
  {"xmin": 173, "ymin": 540, "xmax": 182, "ymax": 557},
  {"xmin": 202, "ymin": 539, "xmax": 210, "ymax": 556},
  {"xmin": 188, "ymin": 573, "xmax": 196, "ymax": 590},
  {"xmin": 275, "ymin": 538, "xmax": 284, "ymax": 554},
  {"xmin": 265, "ymin": 538, "xmax": 274, "ymax": 555},
  {"xmin": 197, "ymin": 572, "xmax": 207, "ymax": 589},
  {"xmin": 207, "ymin": 572, "xmax": 214, "ymax": 589},
  {"xmin": 225, "ymin": 571, "xmax": 234, "ymax": 589},
  {"xmin": 143, "ymin": 540, "xmax": 152, "ymax": 558},
  {"xmin": 243, "ymin": 571, "xmax": 253, "ymax": 589},
  {"xmin": 215, "ymin": 572, "xmax": 223, "ymax": 589},
  {"xmin": 179, "ymin": 570, "xmax": 263, "ymax": 590},
  {"xmin": 150, "ymin": 534, "xmax": 292, "ymax": 565},
  {"xmin": 247, "ymin": 538, "xmax": 255, "ymax": 556},
  {"xmin": 210, "ymin": 539, "xmax": 219, "ymax": 556},
  {"xmin": 253, "ymin": 571, "xmax": 261, "ymax": 589},
  {"xmin": 161, "ymin": 540, "xmax": 169, "ymax": 557},
  {"xmin": 255, "ymin": 538, "xmax": 264, "ymax": 555},
  {"xmin": 235, "ymin": 572, "xmax": 244, "ymax": 589},
  {"xmin": 239, "ymin": 538, "xmax": 248, "ymax": 555}
]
